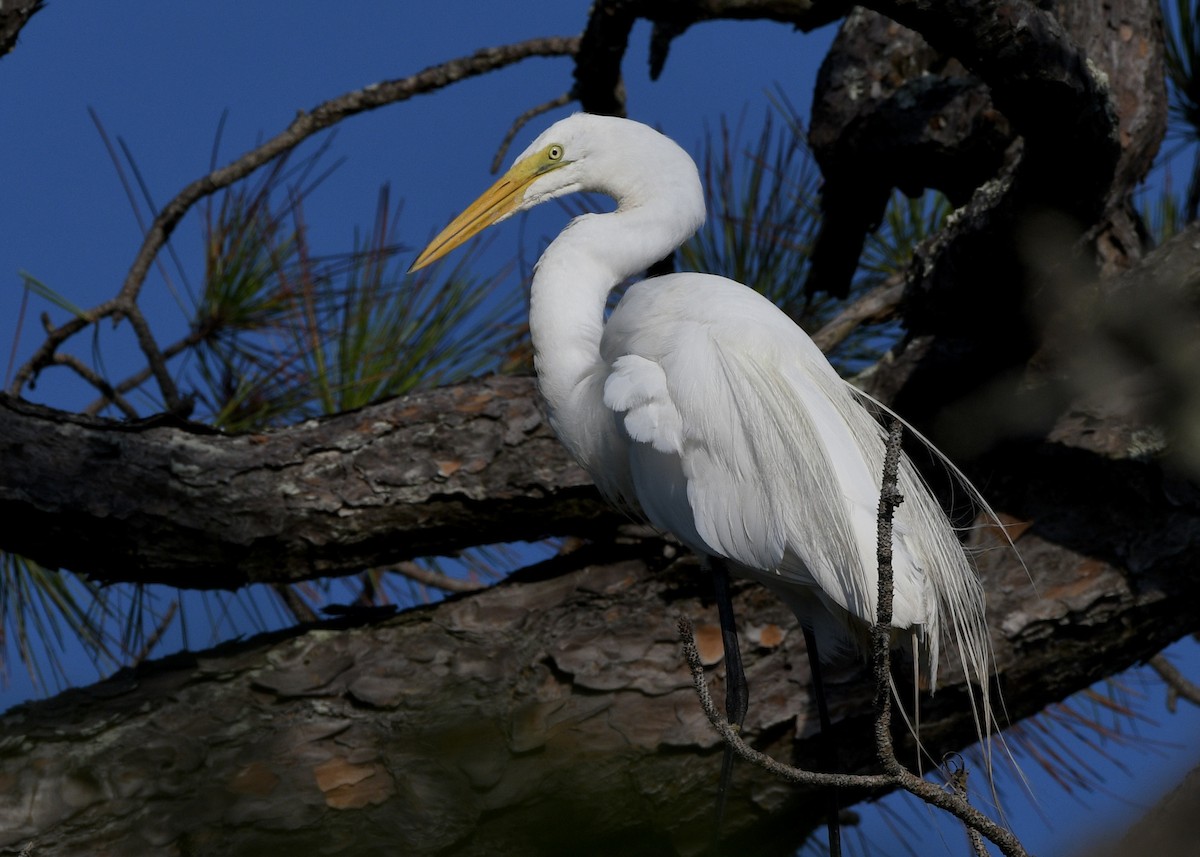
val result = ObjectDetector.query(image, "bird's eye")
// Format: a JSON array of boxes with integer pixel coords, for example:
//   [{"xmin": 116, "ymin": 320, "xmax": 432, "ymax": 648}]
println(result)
[{"xmin": 547, "ymin": 144, "xmax": 563, "ymax": 161}]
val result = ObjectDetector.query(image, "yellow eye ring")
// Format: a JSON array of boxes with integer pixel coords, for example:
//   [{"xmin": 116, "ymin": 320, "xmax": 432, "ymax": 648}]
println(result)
[{"xmin": 547, "ymin": 144, "xmax": 563, "ymax": 161}]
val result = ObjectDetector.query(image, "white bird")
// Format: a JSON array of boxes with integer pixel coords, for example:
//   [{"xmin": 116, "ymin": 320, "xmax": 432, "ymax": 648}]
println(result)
[{"xmin": 410, "ymin": 113, "xmax": 995, "ymax": 759}]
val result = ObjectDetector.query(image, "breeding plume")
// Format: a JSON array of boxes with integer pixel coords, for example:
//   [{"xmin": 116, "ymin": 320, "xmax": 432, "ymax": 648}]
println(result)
[{"xmin": 410, "ymin": 113, "xmax": 994, "ymax": 748}]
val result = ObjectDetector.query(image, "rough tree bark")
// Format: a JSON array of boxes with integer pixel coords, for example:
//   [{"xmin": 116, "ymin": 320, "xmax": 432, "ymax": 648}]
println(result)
[
  {"xmin": 0, "ymin": 377, "xmax": 612, "ymax": 589},
  {"xmin": 2, "ymin": 226, "xmax": 1199, "ymax": 855},
  {"xmin": 0, "ymin": 423, "xmax": 1196, "ymax": 855},
  {"xmin": 831, "ymin": 0, "xmax": 1166, "ymax": 444}
]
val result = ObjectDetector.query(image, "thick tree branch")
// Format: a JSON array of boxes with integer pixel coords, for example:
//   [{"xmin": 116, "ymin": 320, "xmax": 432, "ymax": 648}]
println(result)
[
  {"xmin": 868, "ymin": 0, "xmax": 1121, "ymax": 217},
  {"xmin": 806, "ymin": 9, "xmax": 1015, "ymax": 298},
  {"xmin": 0, "ymin": 0, "xmax": 42, "ymax": 59},
  {"xmin": 850, "ymin": 0, "xmax": 1144, "ymax": 324},
  {"xmin": 573, "ymin": 0, "xmax": 850, "ymax": 114},
  {"xmin": 0, "ymin": 375, "xmax": 611, "ymax": 589},
  {"xmin": 6, "ymin": 222, "xmax": 1198, "ymax": 591},
  {"xmin": 804, "ymin": 1, "xmax": 1164, "ymax": 448},
  {"xmin": 2, "ymin": 437, "xmax": 1197, "ymax": 855}
]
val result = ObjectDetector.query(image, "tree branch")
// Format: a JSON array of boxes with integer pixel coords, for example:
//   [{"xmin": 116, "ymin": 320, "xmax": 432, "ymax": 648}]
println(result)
[
  {"xmin": 390, "ymin": 560, "xmax": 487, "ymax": 594},
  {"xmin": 0, "ymin": 375, "xmax": 610, "ymax": 589},
  {"xmin": 573, "ymin": 0, "xmax": 850, "ymax": 114},
  {"xmin": 1150, "ymin": 654, "xmax": 1200, "ymax": 711},
  {"xmin": 810, "ymin": 278, "xmax": 905, "ymax": 355},
  {"xmin": 490, "ymin": 92, "xmax": 576, "ymax": 173},
  {"xmin": 3, "ymin": 498, "xmax": 1195, "ymax": 856},
  {"xmin": 805, "ymin": 1, "xmax": 1165, "ymax": 446},
  {"xmin": 681, "ymin": 420, "xmax": 1032, "ymax": 855},
  {"xmin": 49, "ymin": 353, "xmax": 139, "ymax": 419},
  {"xmin": 9, "ymin": 36, "xmax": 580, "ymax": 399},
  {"xmin": 862, "ymin": 0, "xmax": 1121, "ymax": 223},
  {"xmin": 0, "ymin": 0, "xmax": 42, "ymax": 59},
  {"xmin": 6, "ymin": 217, "xmax": 1198, "ymax": 590}
]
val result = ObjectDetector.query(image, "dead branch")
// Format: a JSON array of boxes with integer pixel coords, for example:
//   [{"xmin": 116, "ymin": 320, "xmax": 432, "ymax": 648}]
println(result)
[
  {"xmin": 573, "ymin": 0, "xmax": 849, "ymax": 114},
  {"xmin": 390, "ymin": 561, "xmax": 487, "ymax": 594},
  {"xmin": 50, "ymin": 353, "xmax": 139, "ymax": 419},
  {"xmin": 1150, "ymin": 654, "xmax": 1200, "ymax": 712},
  {"xmin": 678, "ymin": 616, "xmax": 891, "ymax": 791},
  {"xmin": 9, "ymin": 36, "xmax": 580, "ymax": 401},
  {"xmin": 870, "ymin": 421, "xmax": 1030, "ymax": 857},
  {"xmin": 810, "ymin": 278, "xmax": 905, "ymax": 356},
  {"xmin": 83, "ymin": 325, "xmax": 209, "ymax": 416}
]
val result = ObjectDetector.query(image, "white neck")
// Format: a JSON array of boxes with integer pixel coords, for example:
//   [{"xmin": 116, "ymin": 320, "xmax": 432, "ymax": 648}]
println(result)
[
  {"xmin": 518, "ymin": 115, "xmax": 706, "ymax": 465},
  {"xmin": 528, "ymin": 205, "xmax": 686, "ymax": 427}
]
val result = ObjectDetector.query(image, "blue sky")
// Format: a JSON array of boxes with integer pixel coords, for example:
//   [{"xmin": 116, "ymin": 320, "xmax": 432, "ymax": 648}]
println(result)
[
  {"xmin": 2, "ymin": 3, "xmax": 1199, "ymax": 856},
  {"xmin": 0, "ymin": 2, "xmax": 826, "ymax": 408}
]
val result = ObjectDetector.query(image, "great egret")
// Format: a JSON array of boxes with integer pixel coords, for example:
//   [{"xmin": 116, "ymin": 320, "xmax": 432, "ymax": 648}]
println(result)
[{"xmin": 410, "ymin": 112, "xmax": 996, "ymax": 804}]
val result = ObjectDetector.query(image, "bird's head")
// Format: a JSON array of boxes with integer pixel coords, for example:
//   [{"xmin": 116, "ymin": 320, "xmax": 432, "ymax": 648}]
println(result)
[{"xmin": 409, "ymin": 113, "xmax": 701, "ymax": 272}]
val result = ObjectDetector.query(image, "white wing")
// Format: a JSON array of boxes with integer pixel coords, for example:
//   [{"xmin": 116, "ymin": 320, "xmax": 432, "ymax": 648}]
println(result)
[{"xmin": 599, "ymin": 273, "xmax": 985, "ymax": 687}]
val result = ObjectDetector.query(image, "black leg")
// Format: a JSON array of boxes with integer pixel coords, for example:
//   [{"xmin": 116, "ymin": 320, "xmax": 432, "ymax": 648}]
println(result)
[
  {"xmin": 710, "ymin": 557, "xmax": 747, "ymax": 833},
  {"xmin": 802, "ymin": 625, "xmax": 842, "ymax": 857}
]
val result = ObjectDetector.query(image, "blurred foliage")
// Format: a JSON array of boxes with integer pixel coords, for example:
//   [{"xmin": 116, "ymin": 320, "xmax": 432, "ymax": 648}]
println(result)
[{"xmin": 1141, "ymin": 179, "xmax": 1189, "ymax": 244}]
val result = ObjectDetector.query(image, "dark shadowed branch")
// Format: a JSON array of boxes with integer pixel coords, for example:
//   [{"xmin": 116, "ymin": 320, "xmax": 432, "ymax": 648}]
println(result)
[{"xmin": 0, "ymin": 0, "xmax": 42, "ymax": 58}]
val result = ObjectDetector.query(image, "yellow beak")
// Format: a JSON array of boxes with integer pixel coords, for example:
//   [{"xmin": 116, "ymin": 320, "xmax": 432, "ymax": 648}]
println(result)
[{"xmin": 408, "ymin": 156, "xmax": 546, "ymax": 273}]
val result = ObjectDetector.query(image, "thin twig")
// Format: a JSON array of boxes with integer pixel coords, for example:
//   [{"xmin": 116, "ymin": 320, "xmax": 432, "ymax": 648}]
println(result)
[
  {"xmin": 677, "ymin": 616, "xmax": 892, "ymax": 791},
  {"xmin": 10, "ymin": 36, "xmax": 580, "ymax": 398},
  {"xmin": 870, "ymin": 419, "xmax": 905, "ymax": 776},
  {"xmin": 945, "ymin": 757, "xmax": 989, "ymax": 857},
  {"xmin": 966, "ymin": 816, "xmax": 990, "ymax": 855},
  {"xmin": 51, "ymin": 353, "xmax": 139, "ymax": 418},
  {"xmin": 679, "ymin": 418, "xmax": 1032, "ymax": 857},
  {"xmin": 885, "ymin": 762, "xmax": 1030, "ymax": 856},
  {"xmin": 83, "ymin": 325, "xmax": 210, "ymax": 415},
  {"xmin": 122, "ymin": 302, "xmax": 183, "ymax": 411},
  {"xmin": 811, "ymin": 277, "xmax": 905, "ymax": 354},
  {"xmin": 1149, "ymin": 654, "xmax": 1200, "ymax": 712},
  {"xmin": 391, "ymin": 561, "xmax": 486, "ymax": 594},
  {"xmin": 870, "ymin": 420, "xmax": 1031, "ymax": 857},
  {"xmin": 490, "ymin": 92, "xmax": 576, "ymax": 173}
]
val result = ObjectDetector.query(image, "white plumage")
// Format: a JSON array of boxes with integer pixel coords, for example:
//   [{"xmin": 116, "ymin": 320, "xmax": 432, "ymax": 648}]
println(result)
[{"xmin": 411, "ymin": 112, "xmax": 992, "ymax": 712}]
